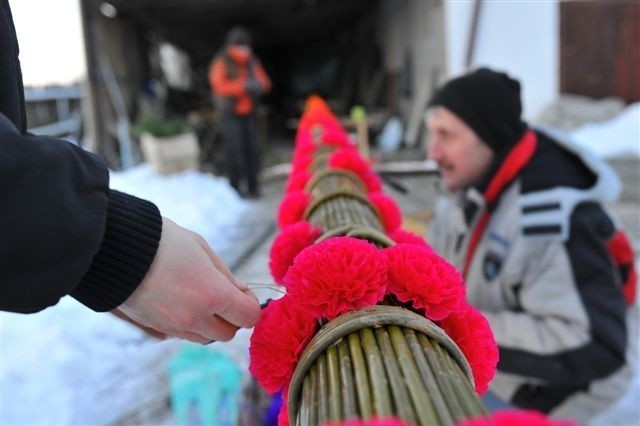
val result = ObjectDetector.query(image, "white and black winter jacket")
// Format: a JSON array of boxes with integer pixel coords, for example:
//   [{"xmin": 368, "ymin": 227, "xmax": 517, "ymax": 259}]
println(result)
[{"xmin": 428, "ymin": 128, "xmax": 633, "ymax": 422}]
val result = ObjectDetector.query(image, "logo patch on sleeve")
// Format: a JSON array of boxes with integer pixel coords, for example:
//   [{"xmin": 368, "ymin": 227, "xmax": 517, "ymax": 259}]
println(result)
[{"xmin": 483, "ymin": 251, "xmax": 503, "ymax": 281}]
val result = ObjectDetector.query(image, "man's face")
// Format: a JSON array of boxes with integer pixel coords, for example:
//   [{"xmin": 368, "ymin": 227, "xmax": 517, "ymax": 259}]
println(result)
[{"xmin": 426, "ymin": 107, "xmax": 493, "ymax": 192}]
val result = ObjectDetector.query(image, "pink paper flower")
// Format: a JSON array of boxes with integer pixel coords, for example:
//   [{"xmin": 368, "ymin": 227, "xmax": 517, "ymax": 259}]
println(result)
[
  {"xmin": 249, "ymin": 295, "xmax": 318, "ymax": 394},
  {"xmin": 284, "ymin": 237, "xmax": 388, "ymax": 320},
  {"xmin": 385, "ymin": 243, "xmax": 465, "ymax": 320}
]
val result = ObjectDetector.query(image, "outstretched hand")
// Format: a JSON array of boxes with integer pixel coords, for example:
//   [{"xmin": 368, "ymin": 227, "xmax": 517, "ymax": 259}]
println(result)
[{"xmin": 115, "ymin": 218, "xmax": 261, "ymax": 343}]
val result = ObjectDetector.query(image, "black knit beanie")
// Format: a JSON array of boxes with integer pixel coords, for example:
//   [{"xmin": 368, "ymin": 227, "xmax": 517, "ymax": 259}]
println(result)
[{"xmin": 428, "ymin": 68, "xmax": 527, "ymax": 153}]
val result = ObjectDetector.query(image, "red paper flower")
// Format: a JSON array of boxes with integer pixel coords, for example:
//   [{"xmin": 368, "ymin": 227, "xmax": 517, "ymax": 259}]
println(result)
[
  {"xmin": 322, "ymin": 418, "xmax": 414, "ymax": 426},
  {"xmin": 456, "ymin": 409, "xmax": 576, "ymax": 426},
  {"xmin": 283, "ymin": 237, "xmax": 388, "ymax": 320},
  {"xmin": 295, "ymin": 128, "xmax": 314, "ymax": 148},
  {"xmin": 328, "ymin": 148, "xmax": 382, "ymax": 192},
  {"xmin": 369, "ymin": 191, "xmax": 402, "ymax": 233},
  {"xmin": 388, "ymin": 229, "xmax": 429, "ymax": 247},
  {"xmin": 277, "ymin": 191, "xmax": 311, "ymax": 229},
  {"xmin": 278, "ymin": 401, "xmax": 289, "ymax": 426},
  {"xmin": 270, "ymin": 221, "xmax": 322, "ymax": 284},
  {"xmin": 385, "ymin": 243, "xmax": 466, "ymax": 320},
  {"xmin": 285, "ymin": 170, "xmax": 311, "ymax": 193},
  {"xmin": 321, "ymin": 127, "xmax": 352, "ymax": 149},
  {"xmin": 298, "ymin": 108, "xmax": 342, "ymax": 133},
  {"xmin": 439, "ymin": 303, "xmax": 499, "ymax": 395},
  {"xmin": 249, "ymin": 295, "xmax": 318, "ymax": 395},
  {"xmin": 291, "ymin": 148, "xmax": 314, "ymax": 173}
]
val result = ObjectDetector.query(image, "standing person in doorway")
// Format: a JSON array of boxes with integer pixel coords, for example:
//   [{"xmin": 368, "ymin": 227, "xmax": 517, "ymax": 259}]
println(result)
[
  {"xmin": 1, "ymin": 0, "xmax": 260, "ymax": 342},
  {"xmin": 210, "ymin": 26, "xmax": 271, "ymax": 198},
  {"xmin": 425, "ymin": 68, "xmax": 635, "ymax": 423}
]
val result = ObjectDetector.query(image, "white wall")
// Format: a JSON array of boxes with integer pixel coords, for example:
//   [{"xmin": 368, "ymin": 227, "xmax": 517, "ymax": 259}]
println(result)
[
  {"xmin": 444, "ymin": 0, "xmax": 559, "ymax": 121},
  {"xmin": 376, "ymin": 0, "xmax": 446, "ymax": 145}
]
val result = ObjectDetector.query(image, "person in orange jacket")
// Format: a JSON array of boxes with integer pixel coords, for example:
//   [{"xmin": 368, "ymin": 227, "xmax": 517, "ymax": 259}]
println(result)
[{"xmin": 210, "ymin": 26, "xmax": 271, "ymax": 198}]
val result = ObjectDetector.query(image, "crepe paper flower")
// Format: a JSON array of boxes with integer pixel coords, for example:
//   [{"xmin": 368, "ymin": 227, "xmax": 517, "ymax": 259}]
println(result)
[
  {"xmin": 321, "ymin": 127, "xmax": 353, "ymax": 149},
  {"xmin": 269, "ymin": 221, "xmax": 322, "ymax": 284},
  {"xmin": 277, "ymin": 191, "xmax": 311, "ymax": 229},
  {"xmin": 291, "ymin": 148, "xmax": 314, "ymax": 174},
  {"xmin": 328, "ymin": 148, "xmax": 382, "ymax": 192},
  {"xmin": 249, "ymin": 295, "xmax": 318, "ymax": 395},
  {"xmin": 369, "ymin": 191, "xmax": 402, "ymax": 233},
  {"xmin": 295, "ymin": 127, "xmax": 314, "ymax": 147},
  {"xmin": 439, "ymin": 303, "xmax": 499, "ymax": 395},
  {"xmin": 298, "ymin": 108, "xmax": 342, "ymax": 134},
  {"xmin": 283, "ymin": 237, "xmax": 388, "ymax": 321},
  {"xmin": 303, "ymin": 94, "xmax": 332, "ymax": 115},
  {"xmin": 457, "ymin": 409, "xmax": 577, "ymax": 426},
  {"xmin": 322, "ymin": 418, "xmax": 414, "ymax": 426},
  {"xmin": 388, "ymin": 229, "xmax": 430, "ymax": 247},
  {"xmin": 285, "ymin": 170, "xmax": 312, "ymax": 193},
  {"xmin": 277, "ymin": 400, "xmax": 289, "ymax": 426},
  {"xmin": 385, "ymin": 243, "xmax": 466, "ymax": 321}
]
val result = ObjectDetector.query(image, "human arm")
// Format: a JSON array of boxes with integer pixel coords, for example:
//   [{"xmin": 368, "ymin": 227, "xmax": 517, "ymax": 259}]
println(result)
[
  {"xmin": 0, "ymin": 114, "xmax": 260, "ymax": 341},
  {"xmin": 252, "ymin": 58, "xmax": 271, "ymax": 94}
]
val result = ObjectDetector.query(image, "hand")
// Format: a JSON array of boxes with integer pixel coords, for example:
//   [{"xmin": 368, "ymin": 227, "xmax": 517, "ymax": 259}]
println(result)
[
  {"xmin": 116, "ymin": 218, "xmax": 261, "ymax": 343},
  {"xmin": 245, "ymin": 78, "xmax": 263, "ymax": 97}
]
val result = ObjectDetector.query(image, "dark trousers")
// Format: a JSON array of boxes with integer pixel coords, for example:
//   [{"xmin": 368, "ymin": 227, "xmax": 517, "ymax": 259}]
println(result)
[{"xmin": 220, "ymin": 112, "xmax": 260, "ymax": 196}]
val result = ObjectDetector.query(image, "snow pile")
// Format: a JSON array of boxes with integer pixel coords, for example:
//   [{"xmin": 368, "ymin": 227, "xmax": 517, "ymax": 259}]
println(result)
[
  {"xmin": 109, "ymin": 164, "xmax": 247, "ymax": 253},
  {"xmin": 569, "ymin": 103, "xmax": 640, "ymax": 158}
]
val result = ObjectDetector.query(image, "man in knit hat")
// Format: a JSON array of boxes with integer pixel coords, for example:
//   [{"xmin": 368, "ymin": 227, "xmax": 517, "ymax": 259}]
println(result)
[{"xmin": 425, "ymin": 68, "xmax": 635, "ymax": 422}]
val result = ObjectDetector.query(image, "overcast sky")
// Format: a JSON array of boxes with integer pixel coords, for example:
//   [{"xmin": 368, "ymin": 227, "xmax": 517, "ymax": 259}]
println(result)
[{"xmin": 11, "ymin": 0, "xmax": 86, "ymax": 87}]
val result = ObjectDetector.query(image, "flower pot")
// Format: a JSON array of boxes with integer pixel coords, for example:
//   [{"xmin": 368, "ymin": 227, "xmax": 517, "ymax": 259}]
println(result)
[{"xmin": 140, "ymin": 131, "xmax": 200, "ymax": 174}]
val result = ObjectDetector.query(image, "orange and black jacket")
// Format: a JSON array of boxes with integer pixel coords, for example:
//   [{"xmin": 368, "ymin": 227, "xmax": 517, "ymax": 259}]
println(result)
[{"xmin": 209, "ymin": 47, "xmax": 271, "ymax": 116}]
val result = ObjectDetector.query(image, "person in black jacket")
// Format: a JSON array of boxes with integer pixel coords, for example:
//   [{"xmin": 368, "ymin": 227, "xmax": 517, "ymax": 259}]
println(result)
[{"xmin": 0, "ymin": 0, "xmax": 260, "ymax": 343}]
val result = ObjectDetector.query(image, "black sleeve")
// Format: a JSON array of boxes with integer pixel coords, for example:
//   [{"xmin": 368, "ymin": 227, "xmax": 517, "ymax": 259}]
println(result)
[{"xmin": 0, "ymin": 114, "xmax": 162, "ymax": 313}]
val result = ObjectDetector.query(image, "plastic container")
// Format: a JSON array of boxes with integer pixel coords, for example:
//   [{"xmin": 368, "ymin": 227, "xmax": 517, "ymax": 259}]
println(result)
[{"xmin": 167, "ymin": 344, "xmax": 242, "ymax": 426}]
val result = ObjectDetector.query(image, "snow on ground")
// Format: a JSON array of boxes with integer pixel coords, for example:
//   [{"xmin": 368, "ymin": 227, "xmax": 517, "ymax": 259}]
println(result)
[
  {"xmin": 1, "ymin": 104, "xmax": 639, "ymax": 425},
  {"xmin": 109, "ymin": 164, "xmax": 248, "ymax": 255}
]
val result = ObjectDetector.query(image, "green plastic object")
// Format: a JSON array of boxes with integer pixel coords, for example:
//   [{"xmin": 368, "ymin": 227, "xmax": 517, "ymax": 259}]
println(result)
[
  {"xmin": 167, "ymin": 344, "xmax": 242, "ymax": 426},
  {"xmin": 350, "ymin": 105, "xmax": 366, "ymax": 122}
]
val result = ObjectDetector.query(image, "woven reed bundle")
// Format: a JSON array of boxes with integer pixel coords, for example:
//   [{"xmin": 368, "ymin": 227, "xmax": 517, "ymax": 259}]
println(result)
[{"xmin": 287, "ymin": 306, "xmax": 488, "ymax": 425}]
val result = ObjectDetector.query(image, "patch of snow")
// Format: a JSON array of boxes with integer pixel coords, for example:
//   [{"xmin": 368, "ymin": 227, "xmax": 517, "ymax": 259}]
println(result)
[
  {"xmin": 109, "ymin": 164, "xmax": 248, "ymax": 253},
  {"xmin": 570, "ymin": 103, "xmax": 640, "ymax": 159}
]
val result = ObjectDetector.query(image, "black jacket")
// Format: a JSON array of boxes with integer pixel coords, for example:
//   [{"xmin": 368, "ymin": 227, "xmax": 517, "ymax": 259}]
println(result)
[{"xmin": 0, "ymin": 0, "xmax": 161, "ymax": 313}]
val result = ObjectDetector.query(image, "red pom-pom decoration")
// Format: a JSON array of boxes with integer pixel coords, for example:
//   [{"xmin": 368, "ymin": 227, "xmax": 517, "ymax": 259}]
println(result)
[
  {"xmin": 270, "ymin": 221, "xmax": 322, "ymax": 284},
  {"xmin": 457, "ymin": 409, "xmax": 577, "ymax": 426},
  {"xmin": 278, "ymin": 401, "xmax": 289, "ymax": 426},
  {"xmin": 385, "ymin": 243, "xmax": 465, "ymax": 321},
  {"xmin": 277, "ymin": 191, "xmax": 311, "ymax": 229},
  {"xmin": 291, "ymin": 148, "xmax": 314, "ymax": 174},
  {"xmin": 388, "ymin": 229, "xmax": 429, "ymax": 247},
  {"xmin": 321, "ymin": 127, "xmax": 352, "ymax": 149},
  {"xmin": 285, "ymin": 170, "xmax": 311, "ymax": 193},
  {"xmin": 369, "ymin": 191, "xmax": 402, "ymax": 233},
  {"xmin": 328, "ymin": 148, "xmax": 382, "ymax": 192},
  {"xmin": 439, "ymin": 303, "xmax": 499, "ymax": 395},
  {"xmin": 322, "ymin": 418, "xmax": 414, "ymax": 426},
  {"xmin": 249, "ymin": 296, "xmax": 318, "ymax": 395},
  {"xmin": 283, "ymin": 237, "xmax": 388, "ymax": 320}
]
